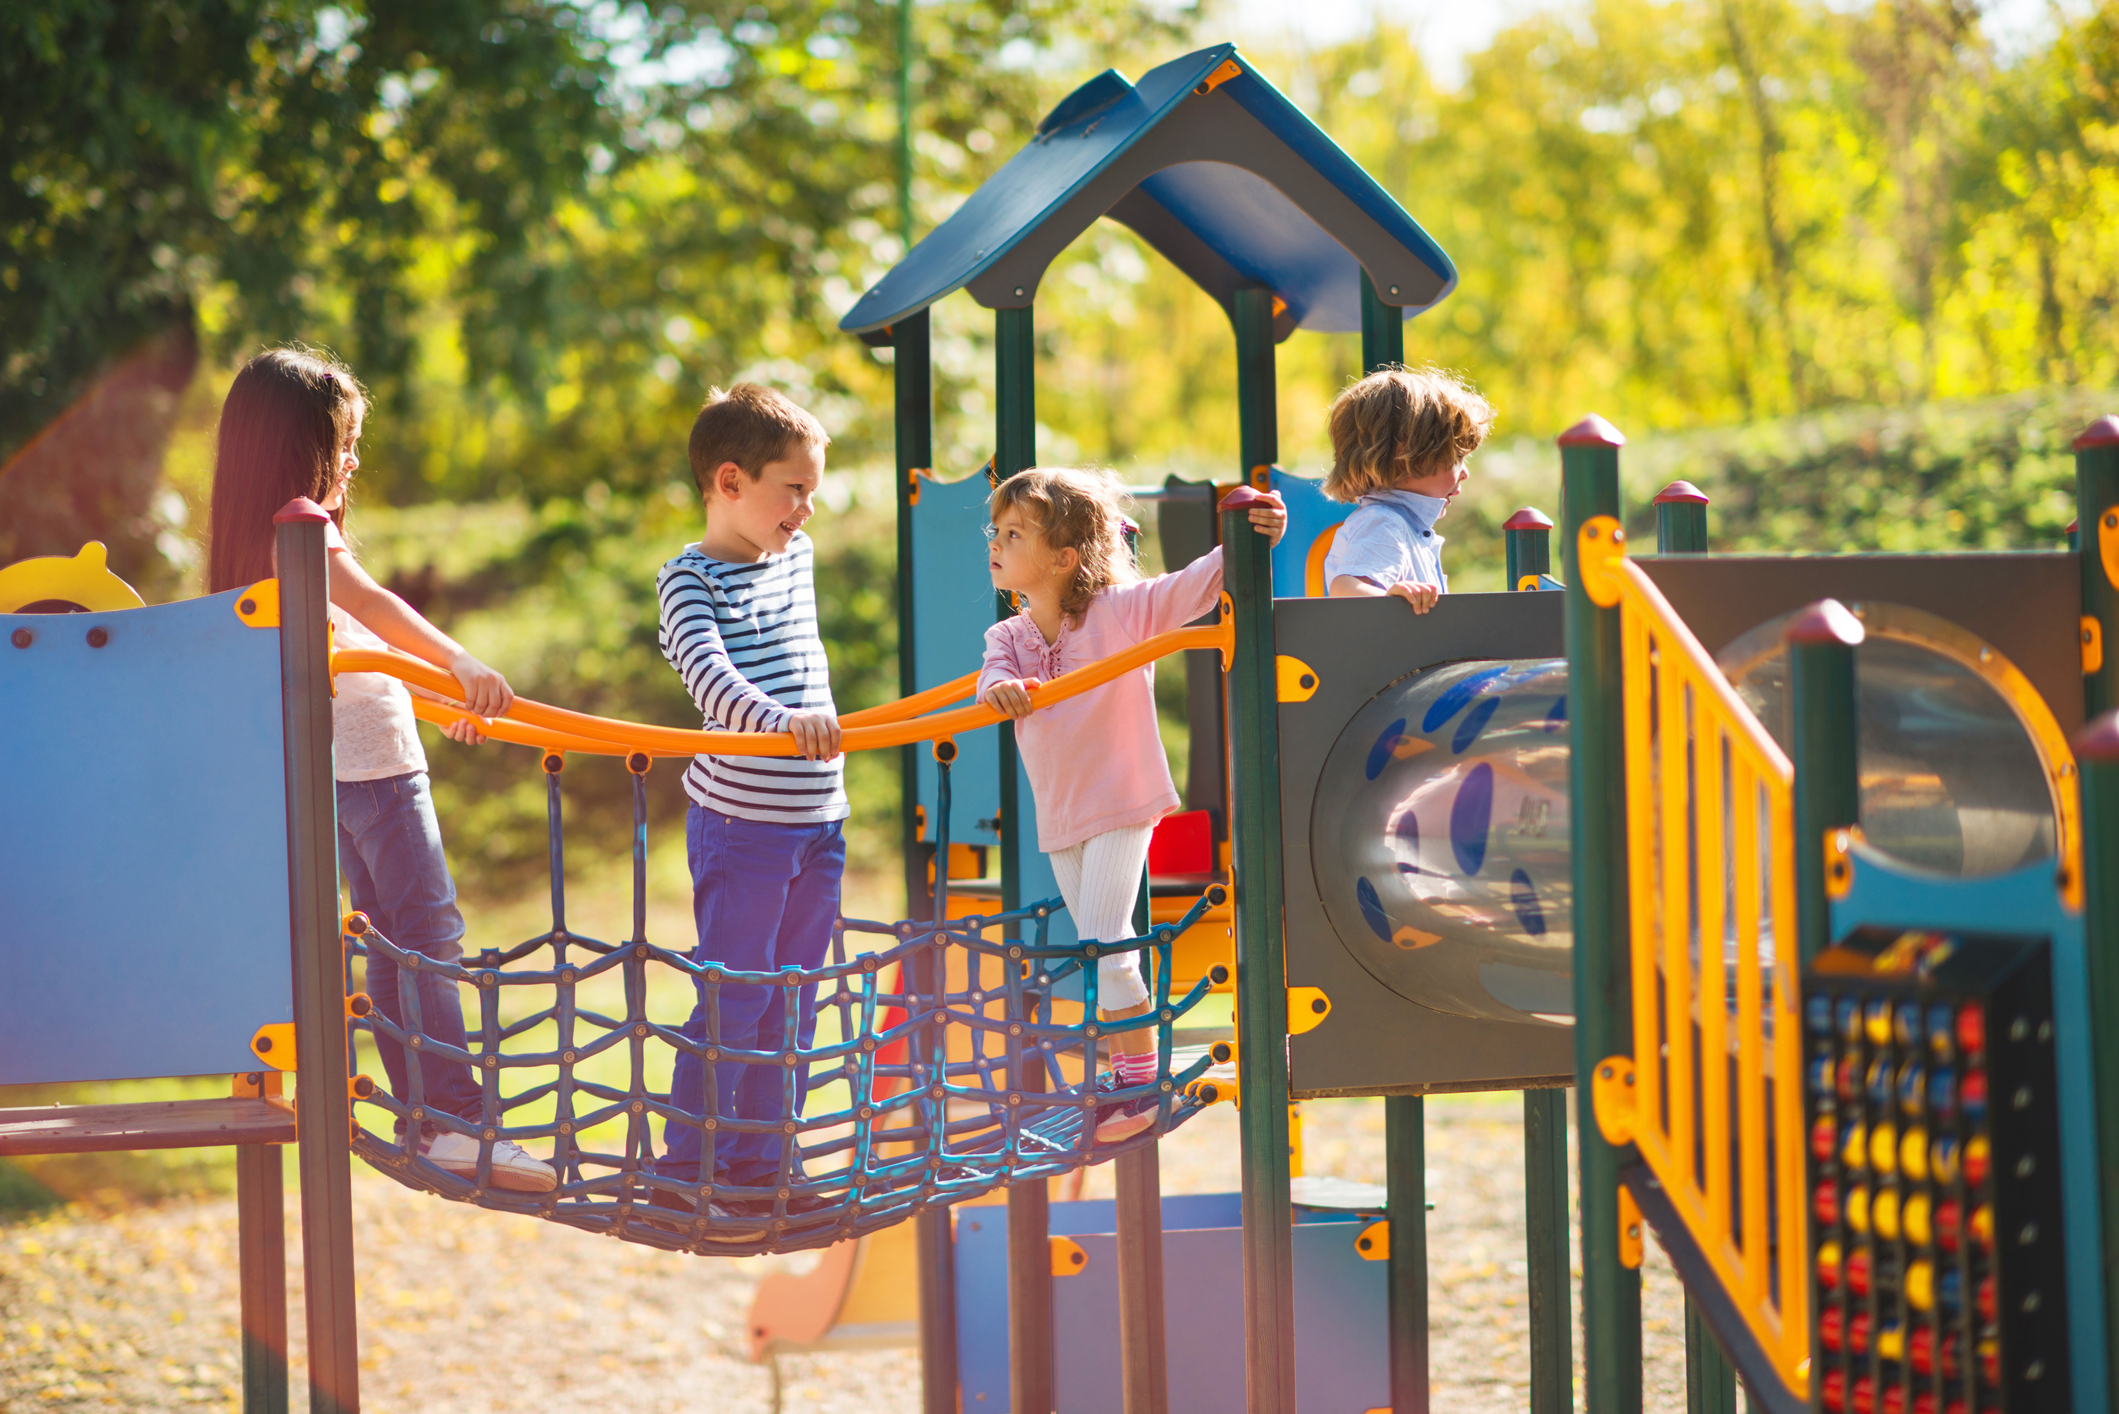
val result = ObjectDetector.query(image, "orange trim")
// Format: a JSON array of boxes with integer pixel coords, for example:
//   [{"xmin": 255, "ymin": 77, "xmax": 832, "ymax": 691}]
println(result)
[
  {"xmin": 1304, "ymin": 524, "xmax": 1341, "ymax": 597},
  {"xmin": 1194, "ymin": 58, "xmax": 1243, "ymax": 94}
]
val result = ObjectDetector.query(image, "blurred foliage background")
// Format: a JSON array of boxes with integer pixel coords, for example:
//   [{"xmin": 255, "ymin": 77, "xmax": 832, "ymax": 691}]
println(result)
[{"xmin": 4, "ymin": 0, "xmax": 2116, "ymax": 937}]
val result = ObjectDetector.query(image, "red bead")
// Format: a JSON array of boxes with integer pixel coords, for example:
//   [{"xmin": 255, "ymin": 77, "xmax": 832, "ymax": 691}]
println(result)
[
  {"xmin": 1849, "ymin": 1310, "xmax": 1872, "ymax": 1355},
  {"xmin": 1981, "ymin": 1341, "xmax": 2000, "ymax": 1385},
  {"xmin": 1909, "ymin": 1327, "xmax": 1935, "ymax": 1375},
  {"xmin": 1847, "ymin": 1247, "xmax": 1872, "ymax": 1297},
  {"xmin": 1977, "ymin": 1275, "xmax": 1996, "ymax": 1322},
  {"xmin": 1936, "ymin": 1201, "xmax": 1962, "ymax": 1252},
  {"xmin": 1820, "ymin": 1305, "xmax": 1845, "ymax": 1352},
  {"xmin": 1814, "ymin": 1116, "xmax": 1839, "ymax": 1160},
  {"xmin": 1815, "ymin": 1181, "xmax": 1840, "ymax": 1224},
  {"xmin": 1883, "ymin": 1386, "xmax": 1906, "ymax": 1414},
  {"xmin": 1957, "ymin": 1004, "xmax": 1985, "ymax": 1055},
  {"xmin": 1961, "ymin": 1069, "xmax": 1987, "ymax": 1117},
  {"xmin": 1853, "ymin": 1374, "xmax": 1876, "ymax": 1414},
  {"xmin": 1822, "ymin": 1369, "xmax": 1847, "ymax": 1413},
  {"xmin": 1913, "ymin": 1394, "xmax": 1937, "ymax": 1414}
]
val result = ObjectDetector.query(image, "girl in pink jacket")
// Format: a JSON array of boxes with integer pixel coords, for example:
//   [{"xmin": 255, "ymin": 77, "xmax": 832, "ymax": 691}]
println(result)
[{"xmin": 978, "ymin": 467, "xmax": 1284, "ymax": 1143}]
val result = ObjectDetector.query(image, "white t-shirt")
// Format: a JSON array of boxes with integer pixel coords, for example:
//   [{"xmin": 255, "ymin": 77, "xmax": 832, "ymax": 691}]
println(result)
[{"xmin": 322, "ymin": 522, "xmax": 427, "ymax": 782}]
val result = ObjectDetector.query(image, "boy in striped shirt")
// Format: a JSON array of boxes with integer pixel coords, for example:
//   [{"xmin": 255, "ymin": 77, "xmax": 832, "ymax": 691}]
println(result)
[{"xmin": 652, "ymin": 384, "xmax": 846, "ymax": 1223}]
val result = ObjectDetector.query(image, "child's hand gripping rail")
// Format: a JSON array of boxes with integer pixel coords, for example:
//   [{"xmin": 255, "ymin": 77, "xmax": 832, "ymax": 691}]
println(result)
[{"xmin": 329, "ymin": 615, "xmax": 1234, "ymax": 759}]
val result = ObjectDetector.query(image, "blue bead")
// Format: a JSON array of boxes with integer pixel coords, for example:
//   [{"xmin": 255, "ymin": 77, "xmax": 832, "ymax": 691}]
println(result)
[{"xmin": 1806, "ymin": 994, "xmax": 1833, "ymax": 1034}]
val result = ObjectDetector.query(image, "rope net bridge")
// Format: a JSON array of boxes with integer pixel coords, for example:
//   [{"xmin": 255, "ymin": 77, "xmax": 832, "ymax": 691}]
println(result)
[{"xmin": 331, "ymin": 622, "xmax": 1234, "ymax": 1257}]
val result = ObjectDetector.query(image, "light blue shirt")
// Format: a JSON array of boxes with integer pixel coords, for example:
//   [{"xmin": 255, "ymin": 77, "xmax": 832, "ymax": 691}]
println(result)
[{"xmin": 1321, "ymin": 489, "xmax": 1449, "ymax": 592}]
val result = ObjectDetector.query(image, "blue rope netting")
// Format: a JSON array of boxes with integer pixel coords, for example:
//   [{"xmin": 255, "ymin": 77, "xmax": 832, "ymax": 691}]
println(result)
[{"xmin": 346, "ymin": 748, "xmax": 1223, "ymax": 1256}]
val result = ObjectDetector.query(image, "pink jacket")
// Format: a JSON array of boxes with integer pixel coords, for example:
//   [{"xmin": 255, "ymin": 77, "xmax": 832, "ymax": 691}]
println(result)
[{"xmin": 977, "ymin": 546, "xmax": 1225, "ymax": 852}]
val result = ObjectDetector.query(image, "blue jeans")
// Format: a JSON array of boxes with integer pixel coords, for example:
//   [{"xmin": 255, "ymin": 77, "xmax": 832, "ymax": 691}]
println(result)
[
  {"xmin": 338, "ymin": 772, "xmax": 483, "ymax": 1127},
  {"xmin": 660, "ymin": 806, "xmax": 845, "ymax": 1188}
]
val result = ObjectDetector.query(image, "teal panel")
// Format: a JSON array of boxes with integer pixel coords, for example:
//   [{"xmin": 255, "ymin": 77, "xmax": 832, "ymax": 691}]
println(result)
[
  {"xmin": 0, "ymin": 590, "xmax": 294, "ymax": 1084},
  {"xmin": 910, "ymin": 472, "xmax": 1004, "ymax": 851},
  {"xmin": 1266, "ymin": 469, "xmax": 1354, "ymax": 598},
  {"xmin": 1832, "ymin": 849, "xmax": 2106, "ymax": 1414}
]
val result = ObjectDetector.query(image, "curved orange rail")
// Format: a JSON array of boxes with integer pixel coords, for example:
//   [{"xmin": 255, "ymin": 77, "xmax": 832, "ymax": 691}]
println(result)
[{"xmin": 337, "ymin": 619, "xmax": 1230, "ymax": 760}]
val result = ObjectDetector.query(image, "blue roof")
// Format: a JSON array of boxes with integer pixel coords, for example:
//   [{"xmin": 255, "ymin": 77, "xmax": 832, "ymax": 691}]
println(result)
[{"xmin": 840, "ymin": 44, "xmax": 1456, "ymax": 342}]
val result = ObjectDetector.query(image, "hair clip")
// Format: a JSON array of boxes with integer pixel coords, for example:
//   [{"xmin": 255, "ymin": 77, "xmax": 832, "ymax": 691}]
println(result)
[{"xmin": 320, "ymin": 370, "xmax": 338, "ymax": 385}]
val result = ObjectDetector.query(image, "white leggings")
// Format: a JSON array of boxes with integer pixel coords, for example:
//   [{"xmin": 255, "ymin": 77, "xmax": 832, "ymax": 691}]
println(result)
[{"xmin": 1050, "ymin": 823, "xmax": 1155, "ymax": 1012}]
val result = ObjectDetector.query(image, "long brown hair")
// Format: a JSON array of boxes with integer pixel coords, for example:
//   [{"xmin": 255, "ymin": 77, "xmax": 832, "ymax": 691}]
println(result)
[
  {"xmin": 988, "ymin": 466, "xmax": 1137, "ymax": 620},
  {"xmin": 206, "ymin": 347, "xmax": 366, "ymax": 592}
]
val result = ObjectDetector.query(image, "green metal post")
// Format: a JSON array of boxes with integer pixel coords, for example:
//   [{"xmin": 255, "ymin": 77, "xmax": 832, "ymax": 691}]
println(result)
[
  {"xmin": 2077, "ymin": 418, "xmax": 2119, "ymax": 717},
  {"xmin": 1385, "ymin": 1095, "xmax": 1429, "ymax": 1412},
  {"xmin": 1361, "ymin": 268, "xmax": 1430, "ymax": 1414},
  {"xmin": 275, "ymin": 499, "xmax": 360, "ymax": 1414},
  {"xmin": 236, "ymin": 1139, "xmax": 288, "ymax": 1414},
  {"xmin": 892, "ymin": 310, "xmax": 958, "ymax": 1414},
  {"xmin": 1654, "ymin": 481, "xmax": 1710, "ymax": 554},
  {"xmin": 2079, "ymin": 713, "xmax": 2119, "ymax": 1406},
  {"xmin": 2075, "ymin": 415, "xmax": 2119, "ymax": 1399},
  {"xmin": 991, "ymin": 301, "xmax": 1052, "ymax": 1414},
  {"xmin": 1560, "ymin": 414, "xmax": 1642, "ymax": 1414},
  {"xmin": 1504, "ymin": 508, "xmax": 1554, "ymax": 590},
  {"xmin": 1784, "ymin": 600, "xmax": 1862, "ymax": 966},
  {"xmin": 1229, "ymin": 282, "xmax": 1293, "ymax": 1414},
  {"xmin": 1522, "ymin": 1088, "xmax": 1571, "ymax": 1414}
]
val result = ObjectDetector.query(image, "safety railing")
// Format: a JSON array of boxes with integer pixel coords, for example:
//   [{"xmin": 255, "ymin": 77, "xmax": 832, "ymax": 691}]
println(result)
[{"xmin": 1580, "ymin": 521, "xmax": 1810, "ymax": 1399}]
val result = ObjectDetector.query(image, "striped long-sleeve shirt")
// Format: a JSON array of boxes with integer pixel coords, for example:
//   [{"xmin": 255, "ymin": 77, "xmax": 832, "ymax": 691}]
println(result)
[{"xmin": 656, "ymin": 536, "xmax": 848, "ymax": 824}]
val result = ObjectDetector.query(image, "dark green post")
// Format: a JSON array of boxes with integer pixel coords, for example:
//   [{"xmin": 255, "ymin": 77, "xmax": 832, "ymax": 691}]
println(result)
[
  {"xmin": 1504, "ymin": 508, "xmax": 1554, "ymax": 590},
  {"xmin": 2078, "ymin": 714, "xmax": 2119, "ymax": 1404},
  {"xmin": 1522, "ymin": 1088, "xmax": 1571, "ymax": 1414},
  {"xmin": 1229, "ymin": 281, "xmax": 1294, "ymax": 1414},
  {"xmin": 1362, "ymin": 269, "xmax": 1431, "ymax": 1413},
  {"xmin": 236, "ymin": 1140, "xmax": 288, "ymax": 1414},
  {"xmin": 1653, "ymin": 481, "xmax": 1709, "ymax": 554},
  {"xmin": 1783, "ymin": 600, "xmax": 1862, "ymax": 966},
  {"xmin": 2077, "ymin": 419, "xmax": 2119, "ymax": 717},
  {"xmin": 992, "ymin": 301, "xmax": 1053, "ymax": 1414},
  {"xmin": 1560, "ymin": 414, "xmax": 1642, "ymax": 1414},
  {"xmin": 892, "ymin": 310, "xmax": 959, "ymax": 1414},
  {"xmin": 274, "ymin": 499, "xmax": 360, "ymax": 1414}
]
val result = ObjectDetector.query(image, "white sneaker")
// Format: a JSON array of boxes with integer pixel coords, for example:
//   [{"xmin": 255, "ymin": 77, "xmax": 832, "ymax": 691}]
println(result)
[{"xmin": 424, "ymin": 1131, "xmax": 559, "ymax": 1194}]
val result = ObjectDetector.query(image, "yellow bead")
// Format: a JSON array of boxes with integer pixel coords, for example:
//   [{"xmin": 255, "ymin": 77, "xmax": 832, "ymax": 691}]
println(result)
[
  {"xmin": 1877, "ymin": 1323, "xmax": 1905, "ymax": 1362},
  {"xmin": 1971, "ymin": 1204, "xmax": 1994, "ymax": 1249},
  {"xmin": 1906, "ymin": 1259, "xmax": 1935, "ymax": 1311},
  {"xmin": 1872, "ymin": 1187, "xmax": 1901, "ymax": 1241},
  {"xmin": 1843, "ymin": 1123, "xmax": 1868, "ymax": 1171},
  {"xmin": 1865, "ymin": 999, "xmax": 1892, "ymax": 1044},
  {"xmin": 1846, "ymin": 1185, "xmax": 1871, "ymax": 1234},
  {"xmin": 1870, "ymin": 1121, "xmax": 1898, "ymax": 1175},
  {"xmin": 1903, "ymin": 1192, "xmax": 1933, "ymax": 1247},
  {"xmin": 1901, "ymin": 1126, "xmax": 1929, "ymax": 1181}
]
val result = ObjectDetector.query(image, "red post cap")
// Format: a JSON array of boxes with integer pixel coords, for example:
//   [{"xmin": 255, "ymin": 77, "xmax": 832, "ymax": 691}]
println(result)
[
  {"xmin": 2068, "ymin": 517, "xmax": 2079, "ymax": 535},
  {"xmin": 2075, "ymin": 710, "xmax": 2119, "ymax": 763},
  {"xmin": 1782, "ymin": 599, "xmax": 1865, "ymax": 648},
  {"xmin": 1217, "ymin": 485, "xmax": 1275, "ymax": 511},
  {"xmin": 1557, "ymin": 414, "xmax": 1626, "ymax": 448},
  {"xmin": 2075, "ymin": 416, "xmax": 2119, "ymax": 450},
  {"xmin": 274, "ymin": 497, "xmax": 330, "ymax": 524},
  {"xmin": 1654, "ymin": 480, "xmax": 1709, "ymax": 505},
  {"xmin": 1503, "ymin": 507, "xmax": 1554, "ymax": 531}
]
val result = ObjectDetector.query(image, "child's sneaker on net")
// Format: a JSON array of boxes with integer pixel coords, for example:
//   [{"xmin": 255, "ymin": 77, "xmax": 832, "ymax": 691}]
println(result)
[
  {"xmin": 1090, "ymin": 1053, "xmax": 1162, "ymax": 1145},
  {"xmin": 423, "ymin": 1130, "xmax": 559, "ymax": 1194}
]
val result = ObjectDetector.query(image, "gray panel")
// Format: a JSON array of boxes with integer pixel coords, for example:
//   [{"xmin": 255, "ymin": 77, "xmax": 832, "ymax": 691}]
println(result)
[
  {"xmin": 1636, "ymin": 552, "xmax": 2081, "ymax": 736},
  {"xmin": 1276, "ymin": 591, "xmax": 1575, "ymax": 1097}
]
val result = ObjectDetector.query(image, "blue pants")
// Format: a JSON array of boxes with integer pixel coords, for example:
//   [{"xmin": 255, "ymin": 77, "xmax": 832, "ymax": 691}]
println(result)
[
  {"xmin": 338, "ymin": 772, "xmax": 483, "ymax": 1128},
  {"xmin": 660, "ymin": 805, "xmax": 845, "ymax": 1188}
]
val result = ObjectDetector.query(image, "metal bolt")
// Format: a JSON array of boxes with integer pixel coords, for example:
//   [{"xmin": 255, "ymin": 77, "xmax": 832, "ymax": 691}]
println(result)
[
  {"xmin": 2023, "ymin": 1290, "xmax": 2041, "ymax": 1313},
  {"xmin": 2013, "ymin": 1085, "xmax": 2033, "ymax": 1109},
  {"xmin": 9, "ymin": 628, "xmax": 31, "ymax": 649},
  {"xmin": 2020, "ymin": 1222, "xmax": 2039, "ymax": 1245},
  {"xmin": 483, "ymin": 1128, "xmax": 498, "ymax": 1141},
  {"xmin": 1013, "ymin": 286, "xmax": 1024, "ymax": 297},
  {"xmin": 2017, "ymin": 1154, "xmax": 2035, "ymax": 1177},
  {"xmin": 239, "ymin": 598, "xmax": 256, "ymax": 616},
  {"xmin": 86, "ymin": 627, "xmax": 108, "ymax": 647},
  {"xmin": 2011, "ymin": 1016, "xmax": 2029, "ymax": 1041},
  {"xmin": 1388, "ymin": 284, "xmax": 1399, "ymax": 295}
]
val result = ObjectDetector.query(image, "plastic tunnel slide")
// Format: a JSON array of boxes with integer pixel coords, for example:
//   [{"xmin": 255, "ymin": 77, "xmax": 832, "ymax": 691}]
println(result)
[{"xmin": 323, "ymin": 607, "xmax": 1245, "ymax": 1259}]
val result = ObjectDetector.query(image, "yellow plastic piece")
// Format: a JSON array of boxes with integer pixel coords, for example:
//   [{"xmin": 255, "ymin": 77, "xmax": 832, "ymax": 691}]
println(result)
[
  {"xmin": 1905, "ymin": 1258, "xmax": 1935, "ymax": 1311},
  {"xmin": 1617, "ymin": 1185, "xmax": 1644, "ymax": 1269},
  {"xmin": 1286, "ymin": 986, "xmax": 1331, "ymax": 1035},
  {"xmin": 1970, "ymin": 1202, "xmax": 1993, "ymax": 1249},
  {"xmin": 1900, "ymin": 1126, "xmax": 1929, "ymax": 1181},
  {"xmin": 1875, "ymin": 1323, "xmax": 1904, "ymax": 1362},
  {"xmin": 1869, "ymin": 1121, "xmax": 1898, "ymax": 1175},
  {"xmin": 1902, "ymin": 1192, "xmax": 1932, "ymax": 1247},
  {"xmin": 1355, "ymin": 1220, "xmax": 1389, "ymax": 1261},
  {"xmin": 1591, "ymin": 1054, "xmax": 1638, "ymax": 1146},
  {"xmin": 1050, "ymin": 1236, "xmax": 1088, "ymax": 1277},
  {"xmin": 1871, "ymin": 1187, "xmax": 1900, "ymax": 1241},
  {"xmin": 1824, "ymin": 827, "xmax": 1856, "ymax": 901},
  {"xmin": 0, "ymin": 542, "xmax": 145, "ymax": 614},
  {"xmin": 250, "ymin": 1022, "xmax": 297, "ymax": 1072},
  {"xmin": 1305, "ymin": 524, "xmax": 1341, "ymax": 596},
  {"xmin": 1516, "ymin": 573, "xmax": 1543, "ymax": 592},
  {"xmin": 1195, "ymin": 57, "xmax": 1244, "ymax": 93},
  {"xmin": 1575, "ymin": 516, "xmax": 1626, "ymax": 607},
  {"xmin": 1185, "ymin": 1074, "xmax": 1238, "ymax": 1107},
  {"xmin": 234, "ymin": 579, "xmax": 279, "ymax": 628},
  {"xmin": 1606, "ymin": 543, "xmax": 1808, "ymax": 1399},
  {"xmin": 2085, "ymin": 616, "xmax": 2104, "ymax": 675},
  {"xmin": 1277, "ymin": 656, "xmax": 1320, "ymax": 703},
  {"xmin": 1846, "ymin": 1184, "xmax": 1870, "ymax": 1233},
  {"xmin": 1289, "ymin": 1101, "xmax": 1304, "ymax": 1176},
  {"xmin": 2101, "ymin": 508, "xmax": 2119, "ymax": 593}
]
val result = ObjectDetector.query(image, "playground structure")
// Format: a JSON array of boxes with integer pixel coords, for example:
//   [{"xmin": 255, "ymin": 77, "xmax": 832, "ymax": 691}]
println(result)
[{"xmin": 5, "ymin": 36, "xmax": 2119, "ymax": 1414}]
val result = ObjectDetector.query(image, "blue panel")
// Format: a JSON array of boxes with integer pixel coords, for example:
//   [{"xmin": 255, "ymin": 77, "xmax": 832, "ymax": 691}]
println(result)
[
  {"xmin": 1267, "ymin": 469, "xmax": 1355, "ymax": 597},
  {"xmin": 840, "ymin": 45, "xmax": 1454, "ymax": 337},
  {"xmin": 910, "ymin": 472, "xmax": 1004, "ymax": 851},
  {"xmin": 1833, "ymin": 852, "xmax": 2107, "ymax": 1414},
  {"xmin": 0, "ymin": 590, "xmax": 294, "ymax": 1084},
  {"xmin": 956, "ymin": 1194, "xmax": 1386, "ymax": 1412}
]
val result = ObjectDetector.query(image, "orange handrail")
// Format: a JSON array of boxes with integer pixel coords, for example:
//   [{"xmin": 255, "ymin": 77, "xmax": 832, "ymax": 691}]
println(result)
[{"xmin": 336, "ymin": 620, "xmax": 1229, "ymax": 759}]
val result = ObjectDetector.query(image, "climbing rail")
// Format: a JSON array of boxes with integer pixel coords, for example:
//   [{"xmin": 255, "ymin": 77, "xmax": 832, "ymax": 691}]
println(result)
[
  {"xmin": 329, "ymin": 616, "xmax": 1235, "ymax": 1256},
  {"xmin": 1581, "ymin": 531, "xmax": 1811, "ymax": 1400}
]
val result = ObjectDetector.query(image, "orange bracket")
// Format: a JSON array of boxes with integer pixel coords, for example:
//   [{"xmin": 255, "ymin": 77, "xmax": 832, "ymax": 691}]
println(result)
[
  {"xmin": 251, "ymin": 1022, "xmax": 297, "ymax": 1072},
  {"xmin": 1050, "ymin": 1236, "xmax": 1088, "ymax": 1276},
  {"xmin": 1194, "ymin": 58, "xmax": 1243, "ymax": 95},
  {"xmin": 1618, "ymin": 1186, "xmax": 1645, "ymax": 1269},
  {"xmin": 1355, "ymin": 1220, "xmax": 1389, "ymax": 1261}
]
